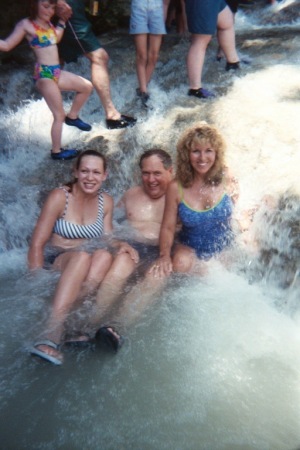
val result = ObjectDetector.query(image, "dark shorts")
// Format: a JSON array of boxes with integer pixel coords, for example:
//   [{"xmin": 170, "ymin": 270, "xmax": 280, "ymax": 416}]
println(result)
[
  {"xmin": 185, "ymin": 0, "xmax": 227, "ymax": 35},
  {"xmin": 226, "ymin": 0, "xmax": 239, "ymax": 13},
  {"xmin": 130, "ymin": 240, "xmax": 159, "ymax": 262},
  {"xmin": 58, "ymin": 0, "xmax": 101, "ymax": 63},
  {"xmin": 43, "ymin": 246, "xmax": 65, "ymax": 269}
]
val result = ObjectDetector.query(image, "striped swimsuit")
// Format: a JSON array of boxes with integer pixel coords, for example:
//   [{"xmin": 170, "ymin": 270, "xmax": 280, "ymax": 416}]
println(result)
[{"xmin": 53, "ymin": 187, "xmax": 104, "ymax": 239}]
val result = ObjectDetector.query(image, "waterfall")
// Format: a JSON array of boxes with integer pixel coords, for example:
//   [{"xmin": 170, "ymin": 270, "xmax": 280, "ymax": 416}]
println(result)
[{"xmin": 0, "ymin": 3, "xmax": 300, "ymax": 449}]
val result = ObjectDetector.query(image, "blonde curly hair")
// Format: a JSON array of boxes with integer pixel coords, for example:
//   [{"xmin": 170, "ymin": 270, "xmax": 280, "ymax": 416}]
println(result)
[{"xmin": 176, "ymin": 122, "xmax": 226, "ymax": 188}]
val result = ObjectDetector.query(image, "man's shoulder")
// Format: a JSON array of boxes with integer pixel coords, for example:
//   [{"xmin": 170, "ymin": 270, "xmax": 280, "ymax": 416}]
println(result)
[{"xmin": 124, "ymin": 185, "xmax": 145, "ymax": 201}]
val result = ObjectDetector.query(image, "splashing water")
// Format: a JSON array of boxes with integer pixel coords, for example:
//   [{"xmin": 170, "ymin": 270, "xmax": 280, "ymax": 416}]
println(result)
[{"xmin": 0, "ymin": 4, "xmax": 300, "ymax": 449}]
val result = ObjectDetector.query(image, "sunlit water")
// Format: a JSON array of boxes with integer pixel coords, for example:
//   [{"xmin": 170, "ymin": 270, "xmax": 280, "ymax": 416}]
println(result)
[{"xmin": 0, "ymin": 3, "xmax": 300, "ymax": 449}]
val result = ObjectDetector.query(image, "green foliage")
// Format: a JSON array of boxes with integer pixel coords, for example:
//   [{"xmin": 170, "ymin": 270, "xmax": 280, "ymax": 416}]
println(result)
[
  {"xmin": 86, "ymin": 0, "xmax": 130, "ymax": 33},
  {"xmin": 0, "ymin": 0, "xmax": 131, "ymax": 38}
]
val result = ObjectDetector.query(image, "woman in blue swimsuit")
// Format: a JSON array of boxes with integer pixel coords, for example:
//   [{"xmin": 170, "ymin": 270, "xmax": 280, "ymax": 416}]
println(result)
[
  {"xmin": 152, "ymin": 122, "xmax": 238, "ymax": 276},
  {"xmin": 28, "ymin": 150, "xmax": 138, "ymax": 365}
]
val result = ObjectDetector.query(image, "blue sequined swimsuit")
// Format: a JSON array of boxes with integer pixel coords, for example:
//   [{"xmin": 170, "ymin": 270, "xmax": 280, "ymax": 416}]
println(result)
[{"xmin": 178, "ymin": 183, "xmax": 234, "ymax": 259}]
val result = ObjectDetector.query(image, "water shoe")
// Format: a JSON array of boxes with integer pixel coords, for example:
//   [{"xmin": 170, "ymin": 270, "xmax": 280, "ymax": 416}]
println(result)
[
  {"xmin": 51, "ymin": 148, "xmax": 79, "ymax": 160},
  {"xmin": 188, "ymin": 88, "xmax": 216, "ymax": 99},
  {"xmin": 136, "ymin": 88, "xmax": 150, "ymax": 107},
  {"xmin": 225, "ymin": 61, "xmax": 240, "ymax": 71},
  {"xmin": 65, "ymin": 116, "xmax": 92, "ymax": 131}
]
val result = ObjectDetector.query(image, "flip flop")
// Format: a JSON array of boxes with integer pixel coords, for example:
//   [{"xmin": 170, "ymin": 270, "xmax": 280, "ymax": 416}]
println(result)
[
  {"xmin": 95, "ymin": 326, "xmax": 124, "ymax": 352},
  {"xmin": 30, "ymin": 339, "xmax": 63, "ymax": 365}
]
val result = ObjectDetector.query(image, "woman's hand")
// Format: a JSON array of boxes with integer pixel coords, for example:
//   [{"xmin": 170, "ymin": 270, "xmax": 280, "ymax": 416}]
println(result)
[{"xmin": 149, "ymin": 255, "xmax": 173, "ymax": 278}]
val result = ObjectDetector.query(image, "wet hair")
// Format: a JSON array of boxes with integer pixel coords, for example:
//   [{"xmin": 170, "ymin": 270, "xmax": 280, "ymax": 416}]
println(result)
[
  {"xmin": 139, "ymin": 148, "xmax": 173, "ymax": 170},
  {"xmin": 176, "ymin": 122, "xmax": 226, "ymax": 188},
  {"xmin": 29, "ymin": 0, "xmax": 57, "ymax": 20},
  {"xmin": 66, "ymin": 150, "xmax": 107, "ymax": 192}
]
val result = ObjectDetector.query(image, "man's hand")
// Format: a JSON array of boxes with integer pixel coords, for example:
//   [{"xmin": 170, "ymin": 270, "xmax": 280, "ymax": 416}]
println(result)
[
  {"xmin": 56, "ymin": 0, "xmax": 72, "ymax": 22},
  {"xmin": 149, "ymin": 255, "xmax": 173, "ymax": 278}
]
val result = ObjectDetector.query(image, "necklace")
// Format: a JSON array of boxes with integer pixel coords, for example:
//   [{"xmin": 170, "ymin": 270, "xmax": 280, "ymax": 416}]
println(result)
[
  {"xmin": 34, "ymin": 19, "xmax": 49, "ymax": 30},
  {"xmin": 196, "ymin": 182, "xmax": 217, "ymax": 209}
]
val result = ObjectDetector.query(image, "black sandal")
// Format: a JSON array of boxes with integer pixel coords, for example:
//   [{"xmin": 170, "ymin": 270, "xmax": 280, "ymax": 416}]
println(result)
[
  {"xmin": 95, "ymin": 326, "xmax": 124, "ymax": 352},
  {"xmin": 106, "ymin": 115, "xmax": 137, "ymax": 129}
]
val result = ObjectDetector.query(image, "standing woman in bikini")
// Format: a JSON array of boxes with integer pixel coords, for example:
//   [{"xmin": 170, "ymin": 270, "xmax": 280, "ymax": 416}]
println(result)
[
  {"xmin": 0, "ymin": 0, "xmax": 93, "ymax": 160},
  {"xmin": 152, "ymin": 122, "xmax": 239, "ymax": 277},
  {"xmin": 28, "ymin": 150, "xmax": 138, "ymax": 365}
]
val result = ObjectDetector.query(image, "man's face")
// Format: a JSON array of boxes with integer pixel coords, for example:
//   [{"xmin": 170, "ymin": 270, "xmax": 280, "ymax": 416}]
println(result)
[{"xmin": 141, "ymin": 155, "xmax": 173, "ymax": 199}]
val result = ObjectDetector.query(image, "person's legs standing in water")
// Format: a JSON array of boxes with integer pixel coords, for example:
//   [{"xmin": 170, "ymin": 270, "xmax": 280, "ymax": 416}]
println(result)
[
  {"xmin": 185, "ymin": 0, "xmax": 239, "ymax": 99},
  {"xmin": 56, "ymin": 0, "xmax": 136, "ymax": 129},
  {"xmin": 130, "ymin": 0, "xmax": 166, "ymax": 107}
]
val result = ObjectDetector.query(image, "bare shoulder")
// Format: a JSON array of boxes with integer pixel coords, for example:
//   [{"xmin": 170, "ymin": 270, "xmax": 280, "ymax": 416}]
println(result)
[
  {"xmin": 165, "ymin": 180, "xmax": 180, "ymax": 204},
  {"xmin": 123, "ymin": 185, "xmax": 146, "ymax": 205},
  {"xmin": 20, "ymin": 18, "xmax": 34, "ymax": 33},
  {"xmin": 48, "ymin": 186, "xmax": 67, "ymax": 200},
  {"xmin": 102, "ymin": 191, "xmax": 114, "ymax": 208},
  {"xmin": 168, "ymin": 179, "xmax": 180, "ymax": 195},
  {"xmin": 45, "ymin": 187, "xmax": 68, "ymax": 208},
  {"xmin": 124, "ymin": 185, "xmax": 144, "ymax": 200}
]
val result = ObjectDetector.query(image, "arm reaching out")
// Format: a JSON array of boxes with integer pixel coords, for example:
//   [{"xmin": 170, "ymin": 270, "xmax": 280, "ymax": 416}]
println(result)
[{"xmin": 0, "ymin": 20, "xmax": 27, "ymax": 52}]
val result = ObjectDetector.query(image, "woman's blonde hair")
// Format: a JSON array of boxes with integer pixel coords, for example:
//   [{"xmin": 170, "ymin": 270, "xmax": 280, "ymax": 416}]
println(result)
[{"xmin": 176, "ymin": 122, "xmax": 226, "ymax": 187}]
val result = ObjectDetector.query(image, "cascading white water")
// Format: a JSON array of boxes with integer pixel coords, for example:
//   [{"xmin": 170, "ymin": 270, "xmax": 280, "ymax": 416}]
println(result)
[{"xmin": 0, "ymin": 3, "xmax": 300, "ymax": 449}]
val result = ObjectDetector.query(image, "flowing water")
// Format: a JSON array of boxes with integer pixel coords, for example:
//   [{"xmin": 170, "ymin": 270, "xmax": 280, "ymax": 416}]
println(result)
[{"xmin": 0, "ymin": 2, "xmax": 300, "ymax": 449}]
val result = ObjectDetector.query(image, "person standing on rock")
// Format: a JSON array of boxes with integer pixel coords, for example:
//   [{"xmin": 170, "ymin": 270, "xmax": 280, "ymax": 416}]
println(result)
[{"xmin": 56, "ymin": 0, "xmax": 137, "ymax": 129}]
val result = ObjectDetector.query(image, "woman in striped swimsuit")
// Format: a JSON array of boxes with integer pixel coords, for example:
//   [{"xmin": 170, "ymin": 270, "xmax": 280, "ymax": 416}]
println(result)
[
  {"xmin": 28, "ymin": 150, "xmax": 138, "ymax": 365},
  {"xmin": 151, "ymin": 122, "xmax": 239, "ymax": 277}
]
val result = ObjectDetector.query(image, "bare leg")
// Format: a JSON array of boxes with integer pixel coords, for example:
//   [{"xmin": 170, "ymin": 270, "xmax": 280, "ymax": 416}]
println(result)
[
  {"xmin": 187, "ymin": 34, "xmax": 212, "ymax": 89},
  {"xmin": 36, "ymin": 78, "xmax": 65, "ymax": 153},
  {"xmin": 217, "ymin": 6, "xmax": 239, "ymax": 64},
  {"xmin": 80, "ymin": 249, "xmax": 113, "ymax": 297},
  {"xmin": 134, "ymin": 34, "xmax": 149, "ymax": 93},
  {"xmin": 92, "ymin": 252, "xmax": 137, "ymax": 327},
  {"xmin": 35, "ymin": 251, "xmax": 92, "ymax": 361},
  {"xmin": 134, "ymin": 34, "xmax": 162, "ymax": 93},
  {"xmin": 146, "ymin": 34, "xmax": 163, "ymax": 85},
  {"xmin": 86, "ymin": 48, "xmax": 121, "ymax": 120},
  {"xmin": 114, "ymin": 271, "xmax": 166, "ymax": 329},
  {"xmin": 58, "ymin": 70, "xmax": 93, "ymax": 120}
]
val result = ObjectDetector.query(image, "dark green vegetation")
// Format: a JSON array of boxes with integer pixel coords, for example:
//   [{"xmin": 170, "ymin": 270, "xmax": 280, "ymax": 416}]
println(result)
[{"xmin": 0, "ymin": 0, "xmax": 131, "ymax": 38}]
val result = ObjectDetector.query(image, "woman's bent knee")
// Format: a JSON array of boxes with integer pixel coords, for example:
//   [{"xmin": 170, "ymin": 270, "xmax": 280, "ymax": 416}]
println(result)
[{"xmin": 173, "ymin": 252, "xmax": 194, "ymax": 273}]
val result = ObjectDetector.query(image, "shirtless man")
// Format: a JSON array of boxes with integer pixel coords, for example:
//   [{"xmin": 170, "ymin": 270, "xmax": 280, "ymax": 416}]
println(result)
[
  {"xmin": 93, "ymin": 148, "xmax": 173, "ymax": 328},
  {"xmin": 122, "ymin": 148, "xmax": 173, "ymax": 244}
]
